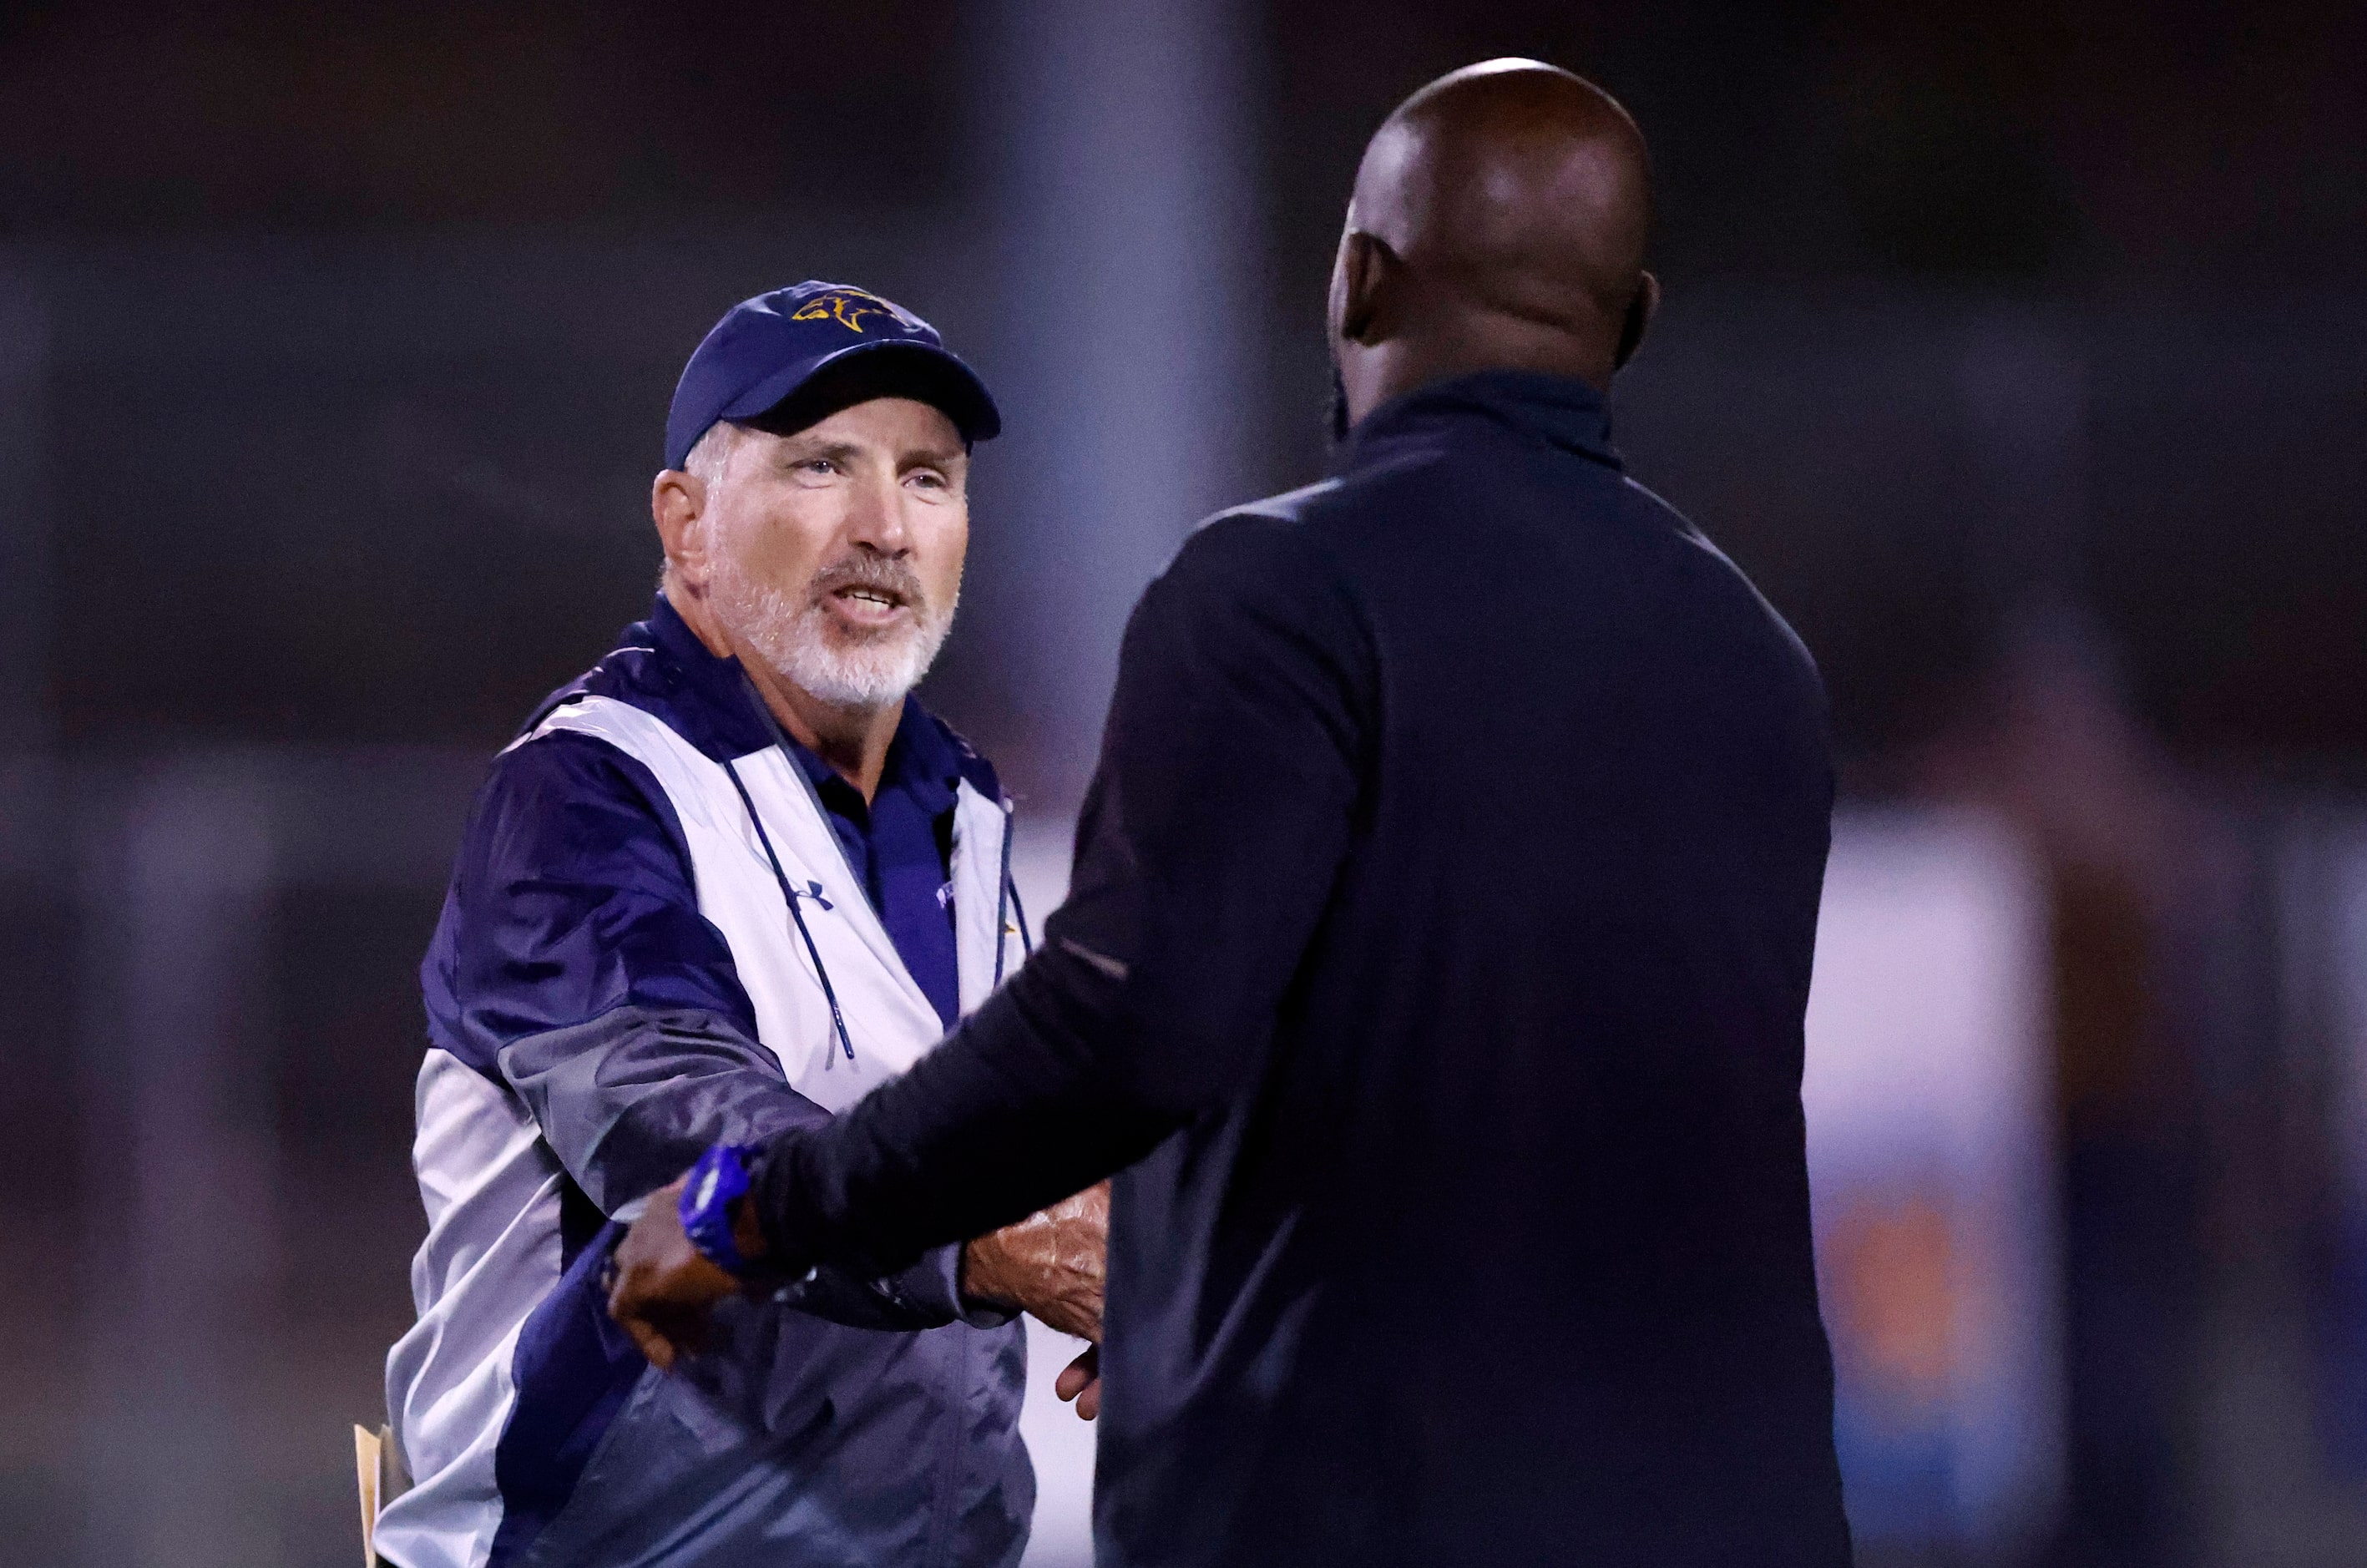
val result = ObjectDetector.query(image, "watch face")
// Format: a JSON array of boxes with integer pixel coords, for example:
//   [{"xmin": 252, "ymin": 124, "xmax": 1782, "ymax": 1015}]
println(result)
[{"xmin": 681, "ymin": 1144, "xmax": 756, "ymax": 1276}]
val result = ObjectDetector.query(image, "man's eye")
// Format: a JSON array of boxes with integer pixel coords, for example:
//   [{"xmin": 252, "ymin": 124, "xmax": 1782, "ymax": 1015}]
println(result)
[
  {"xmin": 908, "ymin": 471, "xmax": 947, "ymax": 490},
  {"xmin": 797, "ymin": 458, "xmax": 837, "ymax": 476}
]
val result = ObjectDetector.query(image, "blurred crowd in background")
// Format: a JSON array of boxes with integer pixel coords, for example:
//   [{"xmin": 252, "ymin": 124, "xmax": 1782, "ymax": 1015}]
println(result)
[{"xmin": 3, "ymin": 3, "xmax": 2364, "ymax": 1565}]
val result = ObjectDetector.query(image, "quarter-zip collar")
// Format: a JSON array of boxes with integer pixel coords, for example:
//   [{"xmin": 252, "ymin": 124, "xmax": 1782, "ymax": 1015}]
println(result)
[{"xmin": 1339, "ymin": 367, "xmax": 1624, "ymax": 474}]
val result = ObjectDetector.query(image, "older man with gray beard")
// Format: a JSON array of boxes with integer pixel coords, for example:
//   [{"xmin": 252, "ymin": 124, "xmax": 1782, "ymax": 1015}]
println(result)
[{"xmin": 372, "ymin": 282, "xmax": 1103, "ymax": 1568}]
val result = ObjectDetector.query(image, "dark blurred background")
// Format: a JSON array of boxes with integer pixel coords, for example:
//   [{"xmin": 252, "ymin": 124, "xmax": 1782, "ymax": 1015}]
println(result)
[{"xmin": 3, "ymin": 3, "xmax": 2364, "ymax": 1565}]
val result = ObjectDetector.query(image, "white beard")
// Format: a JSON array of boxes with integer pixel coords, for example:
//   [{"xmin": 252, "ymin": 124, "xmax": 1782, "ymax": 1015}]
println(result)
[{"xmin": 710, "ymin": 549, "xmax": 955, "ymax": 711}]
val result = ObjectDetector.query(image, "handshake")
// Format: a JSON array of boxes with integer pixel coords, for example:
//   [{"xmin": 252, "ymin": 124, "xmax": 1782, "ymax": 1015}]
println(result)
[
  {"xmin": 952, "ymin": 1183, "xmax": 1110, "ymax": 1420},
  {"xmin": 609, "ymin": 1172, "xmax": 1110, "ymax": 1421}
]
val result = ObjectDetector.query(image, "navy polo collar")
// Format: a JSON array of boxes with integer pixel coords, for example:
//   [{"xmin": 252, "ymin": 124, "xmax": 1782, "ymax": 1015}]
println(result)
[
  {"xmin": 1340, "ymin": 368, "xmax": 1622, "ymax": 473},
  {"xmin": 778, "ymin": 696, "xmax": 963, "ymax": 818}
]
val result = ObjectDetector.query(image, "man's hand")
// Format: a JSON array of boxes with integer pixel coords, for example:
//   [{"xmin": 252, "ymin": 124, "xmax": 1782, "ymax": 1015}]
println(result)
[
  {"xmin": 1056, "ymin": 1345, "xmax": 1103, "ymax": 1421},
  {"xmin": 607, "ymin": 1174, "xmax": 742, "ymax": 1371},
  {"xmin": 960, "ymin": 1182, "xmax": 1109, "ymax": 1343}
]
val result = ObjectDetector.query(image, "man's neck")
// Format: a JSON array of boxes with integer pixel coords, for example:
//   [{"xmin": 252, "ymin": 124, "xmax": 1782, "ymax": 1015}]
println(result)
[{"xmin": 667, "ymin": 581, "xmax": 902, "ymax": 802}]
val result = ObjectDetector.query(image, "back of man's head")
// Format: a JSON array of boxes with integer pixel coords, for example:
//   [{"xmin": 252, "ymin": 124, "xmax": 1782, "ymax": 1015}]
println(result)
[{"xmin": 1330, "ymin": 59, "xmax": 1657, "ymax": 426}]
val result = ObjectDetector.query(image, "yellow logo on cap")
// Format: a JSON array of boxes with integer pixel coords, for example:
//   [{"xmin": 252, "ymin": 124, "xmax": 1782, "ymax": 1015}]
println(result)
[{"xmin": 791, "ymin": 289, "xmax": 902, "ymax": 334}]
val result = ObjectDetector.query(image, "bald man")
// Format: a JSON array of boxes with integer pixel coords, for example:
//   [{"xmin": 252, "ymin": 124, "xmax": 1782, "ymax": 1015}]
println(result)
[{"xmin": 614, "ymin": 61, "xmax": 1852, "ymax": 1567}]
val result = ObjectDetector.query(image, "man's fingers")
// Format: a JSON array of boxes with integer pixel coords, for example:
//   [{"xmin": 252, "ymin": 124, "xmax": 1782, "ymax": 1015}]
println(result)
[
  {"xmin": 1055, "ymin": 1345, "xmax": 1100, "ymax": 1401},
  {"xmin": 1055, "ymin": 1344, "xmax": 1103, "ymax": 1420},
  {"xmin": 604, "ymin": 1170, "xmax": 743, "ymax": 1376},
  {"xmin": 609, "ymin": 1262, "xmax": 672, "ymax": 1369},
  {"xmin": 616, "ymin": 1307, "xmax": 675, "ymax": 1371}
]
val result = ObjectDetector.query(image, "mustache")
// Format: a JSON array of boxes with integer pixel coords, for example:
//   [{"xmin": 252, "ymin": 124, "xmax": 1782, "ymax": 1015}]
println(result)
[{"xmin": 808, "ymin": 553, "xmax": 928, "ymax": 615}]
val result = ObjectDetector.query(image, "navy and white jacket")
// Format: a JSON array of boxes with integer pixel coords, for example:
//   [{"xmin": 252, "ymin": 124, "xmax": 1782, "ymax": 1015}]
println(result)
[{"xmin": 377, "ymin": 597, "xmax": 1034, "ymax": 1568}]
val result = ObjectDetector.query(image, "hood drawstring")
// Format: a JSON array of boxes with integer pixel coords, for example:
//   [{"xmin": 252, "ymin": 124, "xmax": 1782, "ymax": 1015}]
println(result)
[
  {"xmin": 722, "ymin": 752, "xmax": 857, "ymax": 1065},
  {"xmin": 993, "ymin": 802, "xmax": 1015, "ymax": 987},
  {"xmin": 732, "ymin": 672, "xmax": 1034, "ymax": 1050},
  {"xmin": 990, "ymin": 801, "xmax": 1039, "ymax": 989}
]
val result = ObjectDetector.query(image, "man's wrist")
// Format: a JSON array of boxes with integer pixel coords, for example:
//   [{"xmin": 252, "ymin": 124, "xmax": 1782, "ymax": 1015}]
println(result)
[
  {"xmin": 679, "ymin": 1142, "xmax": 763, "ymax": 1279},
  {"xmin": 958, "ymin": 1238, "xmax": 1000, "ymax": 1310},
  {"xmin": 731, "ymin": 1190, "xmax": 769, "ymax": 1264},
  {"xmin": 958, "ymin": 1230, "xmax": 1027, "ymax": 1313}
]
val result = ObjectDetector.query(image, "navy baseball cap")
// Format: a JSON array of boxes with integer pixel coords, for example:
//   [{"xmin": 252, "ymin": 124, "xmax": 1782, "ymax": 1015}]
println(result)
[{"xmin": 665, "ymin": 281, "xmax": 1001, "ymax": 470}]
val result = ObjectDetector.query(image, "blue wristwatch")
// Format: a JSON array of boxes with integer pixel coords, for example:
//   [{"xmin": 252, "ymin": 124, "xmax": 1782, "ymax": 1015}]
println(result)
[{"xmin": 680, "ymin": 1142, "xmax": 761, "ymax": 1278}]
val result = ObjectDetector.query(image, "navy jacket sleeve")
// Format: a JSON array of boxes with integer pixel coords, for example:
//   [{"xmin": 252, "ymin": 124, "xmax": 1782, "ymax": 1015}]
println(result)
[
  {"xmin": 751, "ymin": 513, "xmax": 1376, "ymax": 1276},
  {"xmin": 434, "ymin": 729, "xmax": 989, "ymax": 1328}
]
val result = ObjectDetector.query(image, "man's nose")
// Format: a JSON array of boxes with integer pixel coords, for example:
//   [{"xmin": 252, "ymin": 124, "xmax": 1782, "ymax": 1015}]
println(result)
[{"xmin": 843, "ymin": 469, "xmax": 911, "ymax": 554}]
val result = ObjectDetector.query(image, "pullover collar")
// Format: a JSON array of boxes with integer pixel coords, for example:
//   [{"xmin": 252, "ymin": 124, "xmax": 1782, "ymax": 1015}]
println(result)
[{"xmin": 1340, "ymin": 368, "xmax": 1624, "ymax": 473}]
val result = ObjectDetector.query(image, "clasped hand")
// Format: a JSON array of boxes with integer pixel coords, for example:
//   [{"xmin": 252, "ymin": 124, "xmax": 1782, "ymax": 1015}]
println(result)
[
  {"xmin": 957, "ymin": 1181, "xmax": 1109, "ymax": 1419},
  {"xmin": 606, "ymin": 1172, "xmax": 1110, "ymax": 1420}
]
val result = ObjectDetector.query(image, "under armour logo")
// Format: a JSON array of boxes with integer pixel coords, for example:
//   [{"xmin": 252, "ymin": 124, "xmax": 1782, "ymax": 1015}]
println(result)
[{"xmin": 791, "ymin": 880, "xmax": 833, "ymax": 911}]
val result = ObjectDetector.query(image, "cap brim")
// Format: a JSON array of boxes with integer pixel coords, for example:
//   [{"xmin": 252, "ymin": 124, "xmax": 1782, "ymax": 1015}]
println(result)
[{"xmin": 721, "ymin": 339, "xmax": 1002, "ymax": 445}]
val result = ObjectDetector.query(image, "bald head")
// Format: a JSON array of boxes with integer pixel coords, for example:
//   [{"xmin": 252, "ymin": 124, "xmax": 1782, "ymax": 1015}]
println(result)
[{"xmin": 1329, "ymin": 60, "xmax": 1658, "ymax": 428}]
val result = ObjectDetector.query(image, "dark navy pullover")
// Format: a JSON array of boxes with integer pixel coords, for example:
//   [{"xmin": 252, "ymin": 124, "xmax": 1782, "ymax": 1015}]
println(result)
[{"xmin": 751, "ymin": 371, "xmax": 1853, "ymax": 1568}]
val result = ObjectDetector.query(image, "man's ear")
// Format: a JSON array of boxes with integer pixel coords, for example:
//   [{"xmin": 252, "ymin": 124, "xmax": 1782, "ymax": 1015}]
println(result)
[
  {"xmin": 1338, "ymin": 230, "xmax": 1403, "ymax": 346},
  {"xmin": 651, "ymin": 469, "xmax": 710, "ymax": 593},
  {"xmin": 1612, "ymin": 271, "xmax": 1660, "ymax": 372}
]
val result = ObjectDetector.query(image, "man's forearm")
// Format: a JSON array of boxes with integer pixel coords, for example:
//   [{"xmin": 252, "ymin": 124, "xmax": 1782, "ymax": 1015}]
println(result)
[
  {"xmin": 506, "ymin": 1006, "xmax": 994, "ymax": 1328},
  {"xmin": 747, "ymin": 941, "xmax": 1176, "ymax": 1281},
  {"xmin": 500, "ymin": 1004, "xmax": 832, "ymax": 1211}
]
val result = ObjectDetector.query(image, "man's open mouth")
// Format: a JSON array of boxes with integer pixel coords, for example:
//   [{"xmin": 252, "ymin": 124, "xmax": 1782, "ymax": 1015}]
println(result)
[{"xmin": 832, "ymin": 584, "xmax": 908, "ymax": 612}]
